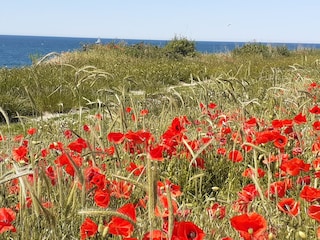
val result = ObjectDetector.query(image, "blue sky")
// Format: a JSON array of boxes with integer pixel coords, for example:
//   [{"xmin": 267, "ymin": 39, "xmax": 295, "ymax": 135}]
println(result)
[{"xmin": 1, "ymin": 0, "xmax": 319, "ymax": 43}]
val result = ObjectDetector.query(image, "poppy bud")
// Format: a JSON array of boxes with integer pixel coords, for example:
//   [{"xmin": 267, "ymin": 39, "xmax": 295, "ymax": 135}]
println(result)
[
  {"xmin": 297, "ymin": 231, "xmax": 306, "ymax": 239},
  {"xmin": 102, "ymin": 226, "xmax": 109, "ymax": 238},
  {"xmin": 212, "ymin": 186, "xmax": 220, "ymax": 191},
  {"xmin": 268, "ymin": 232, "xmax": 274, "ymax": 239}
]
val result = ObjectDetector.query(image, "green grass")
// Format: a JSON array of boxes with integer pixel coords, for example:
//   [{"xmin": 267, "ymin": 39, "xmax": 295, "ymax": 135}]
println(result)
[
  {"xmin": 0, "ymin": 43, "xmax": 320, "ymax": 239},
  {"xmin": 1, "ymin": 43, "xmax": 320, "ymax": 120}
]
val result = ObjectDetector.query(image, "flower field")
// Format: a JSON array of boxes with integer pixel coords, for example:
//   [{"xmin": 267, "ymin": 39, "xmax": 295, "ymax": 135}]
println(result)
[{"xmin": 1, "ymin": 45, "xmax": 320, "ymax": 239}]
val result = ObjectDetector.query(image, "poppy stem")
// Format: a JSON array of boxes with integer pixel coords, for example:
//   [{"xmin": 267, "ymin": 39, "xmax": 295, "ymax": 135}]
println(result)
[
  {"xmin": 249, "ymin": 149, "xmax": 269, "ymax": 214},
  {"xmin": 165, "ymin": 183, "xmax": 174, "ymax": 239},
  {"xmin": 147, "ymin": 157, "xmax": 158, "ymax": 233}
]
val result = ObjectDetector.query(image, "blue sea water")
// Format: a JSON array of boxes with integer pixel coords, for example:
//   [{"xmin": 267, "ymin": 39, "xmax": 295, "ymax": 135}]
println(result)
[{"xmin": 1, "ymin": 35, "xmax": 320, "ymax": 68}]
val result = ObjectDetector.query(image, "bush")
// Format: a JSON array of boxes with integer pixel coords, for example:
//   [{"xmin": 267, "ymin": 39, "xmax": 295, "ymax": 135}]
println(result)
[
  {"xmin": 232, "ymin": 43, "xmax": 271, "ymax": 57},
  {"xmin": 164, "ymin": 36, "xmax": 196, "ymax": 59},
  {"xmin": 124, "ymin": 42, "xmax": 164, "ymax": 58},
  {"xmin": 275, "ymin": 46, "xmax": 290, "ymax": 56},
  {"xmin": 232, "ymin": 43, "xmax": 290, "ymax": 57}
]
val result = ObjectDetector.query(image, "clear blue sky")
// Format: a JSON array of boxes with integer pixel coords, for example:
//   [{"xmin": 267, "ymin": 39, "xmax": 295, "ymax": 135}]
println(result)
[{"xmin": 1, "ymin": 0, "xmax": 319, "ymax": 43}]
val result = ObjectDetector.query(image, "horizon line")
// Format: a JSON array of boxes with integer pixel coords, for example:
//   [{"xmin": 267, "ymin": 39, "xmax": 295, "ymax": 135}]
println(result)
[{"xmin": 1, "ymin": 34, "xmax": 320, "ymax": 45}]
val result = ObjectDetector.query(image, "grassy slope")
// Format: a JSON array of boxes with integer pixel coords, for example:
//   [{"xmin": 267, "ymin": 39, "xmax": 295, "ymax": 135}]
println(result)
[{"xmin": 1, "ymin": 44, "xmax": 320, "ymax": 119}]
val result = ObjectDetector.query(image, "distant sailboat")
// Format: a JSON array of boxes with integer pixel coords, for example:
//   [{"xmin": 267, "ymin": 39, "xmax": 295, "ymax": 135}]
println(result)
[{"xmin": 95, "ymin": 37, "xmax": 101, "ymax": 44}]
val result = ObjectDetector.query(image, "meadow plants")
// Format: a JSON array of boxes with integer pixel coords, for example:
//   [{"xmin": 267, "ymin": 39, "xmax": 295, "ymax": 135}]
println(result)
[{"xmin": 1, "ymin": 45, "xmax": 320, "ymax": 239}]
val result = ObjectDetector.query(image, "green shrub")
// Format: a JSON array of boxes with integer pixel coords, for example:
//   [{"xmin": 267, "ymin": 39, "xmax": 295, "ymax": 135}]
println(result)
[
  {"xmin": 232, "ymin": 43, "xmax": 291, "ymax": 57},
  {"xmin": 124, "ymin": 42, "xmax": 164, "ymax": 58},
  {"xmin": 232, "ymin": 43, "xmax": 271, "ymax": 57},
  {"xmin": 164, "ymin": 36, "xmax": 196, "ymax": 58},
  {"xmin": 275, "ymin": 45, "xmax": 290, "ymax": 56}
]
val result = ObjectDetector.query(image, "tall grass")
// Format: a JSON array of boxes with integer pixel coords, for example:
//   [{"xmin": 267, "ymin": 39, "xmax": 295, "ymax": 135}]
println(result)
[{"xmin": 1, "ymin": 43, "xmax": 320, "ymax": 120}]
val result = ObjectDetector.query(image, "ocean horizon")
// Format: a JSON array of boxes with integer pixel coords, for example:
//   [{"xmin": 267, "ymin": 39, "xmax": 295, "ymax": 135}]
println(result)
[{"xmin": 1, "ymin": 34, "xmax": 320, "ymax": 68}]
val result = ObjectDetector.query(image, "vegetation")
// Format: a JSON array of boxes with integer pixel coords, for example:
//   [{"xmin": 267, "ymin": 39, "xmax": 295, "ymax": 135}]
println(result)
[
  {"xmin": 232, "ymin": 42, "xmax": 291, "ymax": 57},
  {"xmin": 0, "ymin": 40, "xmax": 320, "ymax": 239},
  {"xmin": 1, "ymin": 39, "xmax": 319, "ymax": 122}
]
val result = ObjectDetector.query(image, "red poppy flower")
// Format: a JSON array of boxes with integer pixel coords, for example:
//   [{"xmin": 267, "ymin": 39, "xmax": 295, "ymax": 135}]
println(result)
[
  {"xmin": 244, "ymin": 117, "xmax": 257, "ymax": 128},
  {"xmin": 230, "ymin": 212, "xmax": 267, "ymax": 240},
  {"xmin": 68, "ymin": 138, "xmax": 88, "ymax": 153},
  {"xmin": 300, "ymin": 185, "xmax": 320, "ymax": 202},
  {"xmin": 91, "ymin": 173, "xmax": 107, "ymax": 190},
  {"xmin": 0, "ymin": 208, "xmax": 16, "ymax": 233},
  {"xmin": 108, "ymin": 203, "xmax": 136, "ymax": 238},
  {"xmin": 157, "ymin": 179, "xmax": 182, "ymax": 198},
  {"xmin": 107, "ymin": 132, "xmax": 125, "ymax": 144},
  {"xmin": 171, "ymin": 221, "xmax": 205, "ymax": 240},
  {"xmin": 101, "ymin": 145, "xmax": 114, "ymax": 156},
  {"xmin": 228, "ymin": 150, "xmax": 243, "ymax": 162},
  {"xmin": 126, "ymin": 107, "xmax": 132, "ymax": 113},
  {"xmin": 277, "ymin": 198, "xmax": 300, "ymax": 216},
  {"xmin": 140, "ymin": 109, "xmax": 149, "ymax": 116},
  {"xmin": 242, "ymin": 167, "xmax": 265, "ymax": 178},
  {"xmin": 84, "ymin": 166, "xmax": 106, "ymax": 190},
  {"xmin": 64, "ymin": 129, "xmax": 73, "ymax": 139},
  {"xmin": 49, "ymin": 141, "xmax": 64, "ymax": 151},
  {"xmin": 142, "ymin": 229, "xmax": 168, "ymax": 240},
  {"xmin": 308, "ymin": 82, "xmax": 318, "ymax": 91},
  {"xmin": 0, "ymin": 135, "xmax": 5, "ymax": 141},
  {"xmin": 80, "ymin": 217, "xmax": 98, "ymax": 240},
  {"xmin": 83, "ymin": 124, "xmax": 90, "ymax": 132},
  {"xmin": 254, "ymin": 129, "xmax": 279, "ymax": 145},
  {"xmin": 27, "ymin": 127, "xmax": 37, "ymax": 135},
  {"xmin": 273, "ymin": 134, "xmax": 288, "ymax": 149},
  {"xmin": 293, "ymin": 112, "xmax": 307, "ymax": 124},
  {"xmin": 310, "ymin": 105, "xmax": 320, "ymax": 114},
  {"xmin": 233, "ymin": 184, "xmax": 259, "ymax": 213},
  {"xmin": 108, "ymin": 180, "xmax": 132, "ymax": 199},
  {"xmin": 125, "ymin": 130, "xmax": 153, "ymax": 145},
  {"xmin": 296, "ymin": 175, "xmax": 311, "ymax": 186},
  {"xmin": 313, "ymin": 121, "xmax": 320, "ymax": 131},
  {"xmin": 307, "ymin": 205, "xmax": 320, "ymax": 222},
  {"xmin": 170, "ymin": 117, "xmax": 187, "ymax": 134},
  {"xmin": 126, "ymin": 162, "xmax": 145, "ymax": 176},
  {"xmin": 272, "ymin": 119, "xmax": 283, "ymax": 128},
  {"xmin": 154, "ymin": 195, "xmax": 179, "ymax": 218},
  {"xmin": 266, "ymin": 179, "xmax": 292, "ymax": 198},
  {"xmin": 54, "ymin": 152, "xmax": 83, "ymax": 177},
  {"xmin": 12, "ymin": 145, "xmax": 28, "ymax": 162},
  {"xmin": 14, "ymin": 134, "xmax": 24, "ymax": 142},
  {"xmin": 148, "ymin": 145, "xmax": 165, "ymax": 161},
  {"xmin": 312, "ymin": 141, "xmax": 320, "ymax": 154},
  {"xmin": 45, "ymin": 166, "xmax": 57, "ymax": 186},
  {"xmin": 161, "ymin": 117, "xmax": 188, "ymax": 149},
  {"xmin": 94, "ymin": 189, "xmax": 110, "ymax": 208},
  {"xmin": 207, "ymin": 203, "xmax": 226, "ymax": 220},
  {"xmin": 313, "ymin": 158, "xmax": 320, "ymax": 170},
  {"xmin": 208, "ymin": 102, "xmax": 217, "ymax": 109},
  {"xmin": 280, "ymin": 158, "xmax": 310, "ymax": 176},
  {"xmin": 282, "ymin": 119, "xmax": 293, "ymax": 126},
  {"xmin": 217, "ymin": 147, "xmax": 227, "ymax": 155}
]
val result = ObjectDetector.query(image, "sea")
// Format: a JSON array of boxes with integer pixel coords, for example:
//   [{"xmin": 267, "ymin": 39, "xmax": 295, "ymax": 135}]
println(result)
[{"xmin": 1, "ymin": 35, "xmax": 320, "ymax": 68}]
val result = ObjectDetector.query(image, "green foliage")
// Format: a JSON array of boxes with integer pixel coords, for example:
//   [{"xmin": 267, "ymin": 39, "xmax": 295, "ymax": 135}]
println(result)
[
  {"xmin": 164, "ymin": 36, "xmax": 196, "ymax": 58},
  {"xmin": 124, "ymin": 42, "xmax": 164, "ymax": 58},
  {"xmin": 1, "ymin": 51, "xmax": 320, "ymax": 238},
  {"xmin": 1, "ymin": 44, "xmax": 320, "ymax": 122},
  {"xmin": 275, "ymin": 45, "xmax": 290, "ymax": 56},
  {"xmin": 233, "ymin": 43, "xmax": 271, "ymax": 57},
  {"xmin": 232, "ymin": 43, "xmax": 290, "ymax": 57}
]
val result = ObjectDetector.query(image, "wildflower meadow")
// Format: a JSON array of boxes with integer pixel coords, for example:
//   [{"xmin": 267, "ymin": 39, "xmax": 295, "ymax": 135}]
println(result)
[{"xmin": 1, "ymin": 41, "xmax": 320, "ymax": 239}]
